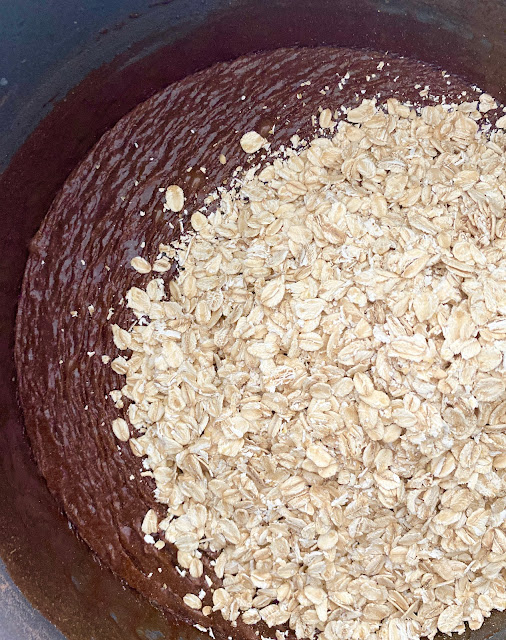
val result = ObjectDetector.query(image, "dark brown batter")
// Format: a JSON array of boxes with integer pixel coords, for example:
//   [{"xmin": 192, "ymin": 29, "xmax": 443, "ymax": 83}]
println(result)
[{"xmin": 15, "ymin": 47, "xmax": 486, "ymax": 639}]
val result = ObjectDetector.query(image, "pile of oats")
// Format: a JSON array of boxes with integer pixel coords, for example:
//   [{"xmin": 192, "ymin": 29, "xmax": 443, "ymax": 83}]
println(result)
[{"xmin": 109, "ymin": 98, "xmax": 506, "ymax": 640}]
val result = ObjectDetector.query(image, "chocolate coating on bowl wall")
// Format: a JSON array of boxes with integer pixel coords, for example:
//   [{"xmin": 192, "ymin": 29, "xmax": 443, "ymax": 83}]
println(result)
[{"xmin": 15, "ymin": 46, "xmax": 480, "ymax": 639}]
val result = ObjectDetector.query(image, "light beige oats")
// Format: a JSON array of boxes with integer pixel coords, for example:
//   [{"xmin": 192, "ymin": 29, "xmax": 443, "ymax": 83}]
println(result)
[
  {"xmin": 240, "ymin": 130, "xmax": 267, "ymax": 153},
  {"xmin": 130, "ymin": 256, "xmax": 152, "ymax": 274},
  {"xmin": 319, "ymin": 109, "xmax": 333, "ymax": 129},
  {"xmin": 183, "ymin": 593, "xmax": 203, "ymax": 610},
  {"xmin": 165, "ymin": 184, "xmax": 185, "ymax": 212},
  {"xmin": 111, "ymin": 417, "xmax": 129, "ymax": 442},
  {"xmin": 141, "ymin": 509, "xmax": 158, "ymax": 535},
  {"xmin": 109, "ymin": 98, "xmax": 506, "ymax": 640}
]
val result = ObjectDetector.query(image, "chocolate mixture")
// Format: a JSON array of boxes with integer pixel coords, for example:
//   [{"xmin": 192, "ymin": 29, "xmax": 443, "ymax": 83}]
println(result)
[{"xmin": 16, "ymin": 47, "xmax": 480, "ymax": 639}]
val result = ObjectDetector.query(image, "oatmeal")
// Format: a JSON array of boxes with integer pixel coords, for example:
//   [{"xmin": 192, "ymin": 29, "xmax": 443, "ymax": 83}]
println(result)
[{"xmin": 110, "ymin": 99, "xmax": 506, "ymax": 640}]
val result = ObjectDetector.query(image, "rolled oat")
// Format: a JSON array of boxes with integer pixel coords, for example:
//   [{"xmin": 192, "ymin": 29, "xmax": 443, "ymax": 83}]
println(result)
[{"xmin": 109, "ymin": 99, "xmax": 506, "ymax": 640}]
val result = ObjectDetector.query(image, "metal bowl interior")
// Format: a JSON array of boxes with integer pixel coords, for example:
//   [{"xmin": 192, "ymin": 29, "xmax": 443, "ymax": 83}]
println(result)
[{"xmin": 0, "ymin": 1, "xmax": 505, "ymax": 639}]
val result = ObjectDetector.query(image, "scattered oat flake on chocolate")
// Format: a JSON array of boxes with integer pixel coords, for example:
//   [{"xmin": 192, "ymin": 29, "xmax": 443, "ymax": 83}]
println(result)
[{"xmin": 240, "ymin": 130, "xmax": 267, "ymax": 153}]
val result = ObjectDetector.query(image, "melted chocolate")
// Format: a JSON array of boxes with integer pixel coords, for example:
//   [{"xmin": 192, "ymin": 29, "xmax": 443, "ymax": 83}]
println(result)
[{"xmin": 15, "ymin": 47, "xmax": 480, "ymax": 639}]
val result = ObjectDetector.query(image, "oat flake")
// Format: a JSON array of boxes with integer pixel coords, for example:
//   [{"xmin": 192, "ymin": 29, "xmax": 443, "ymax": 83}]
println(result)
[{"xmin": 109, "ymin": 98, "xmax": 506, "ymax": 640}]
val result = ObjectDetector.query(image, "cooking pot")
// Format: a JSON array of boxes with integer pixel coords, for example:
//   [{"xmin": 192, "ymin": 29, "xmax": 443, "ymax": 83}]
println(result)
[{"xmin": 1, "ymin": 1, "xmax": 505, "ymax": 639}]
